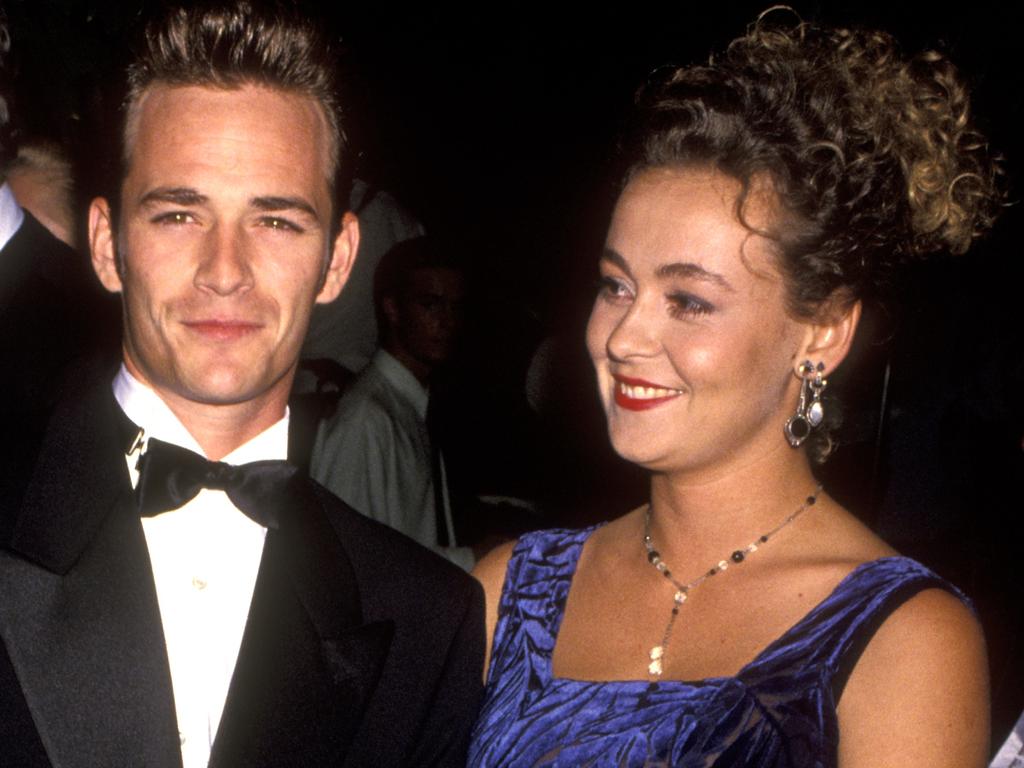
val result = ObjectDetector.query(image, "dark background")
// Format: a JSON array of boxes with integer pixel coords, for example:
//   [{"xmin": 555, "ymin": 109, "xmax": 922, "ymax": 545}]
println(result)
[{"xmin": 5, "ymin": 0, "xmax": 1023, "ymax": 748}]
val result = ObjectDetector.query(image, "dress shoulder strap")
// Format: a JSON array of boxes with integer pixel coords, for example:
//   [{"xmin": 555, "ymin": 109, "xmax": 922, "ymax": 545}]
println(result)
[
  {"xmin": 743, "ymin": 557, "xmax": 967, "ymax": 697},
  {"xmin": 486, "ymin": 527, "xmax": 595, "ymax": 683}
]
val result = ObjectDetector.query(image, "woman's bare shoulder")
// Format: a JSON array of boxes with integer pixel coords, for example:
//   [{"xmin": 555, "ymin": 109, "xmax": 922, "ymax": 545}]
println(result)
[
  {"xmin": 790, "ymin": 501, "xmax": 987, "ymax": 766},
  {"xmin": 472, "ymin": 540, "xmax": 518, "ymax": 597},
  {"xmin": 837, "ymin": 585, "xmax": 988, "ymax": 767},
  {"xmin": 851, "ymin": 585, "xmax": 985, "ymax": 680}
]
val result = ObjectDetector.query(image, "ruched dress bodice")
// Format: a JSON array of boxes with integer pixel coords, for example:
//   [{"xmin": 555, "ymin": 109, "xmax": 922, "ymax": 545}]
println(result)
[{"xmin": 468, "ymin": 527, "xmax": 963, "ymax": 767}]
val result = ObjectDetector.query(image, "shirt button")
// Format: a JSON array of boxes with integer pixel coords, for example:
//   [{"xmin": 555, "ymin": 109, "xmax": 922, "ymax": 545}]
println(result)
[
  {"xmin": 192, "ymin": 576, "xmax": 208, "ymax": 590},
  {"xmin": 179, "ymin": 731, "xmax": 186, "ymax": 746}
]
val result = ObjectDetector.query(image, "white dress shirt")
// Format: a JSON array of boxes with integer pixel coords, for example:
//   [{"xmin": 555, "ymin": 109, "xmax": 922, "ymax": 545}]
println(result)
[
  {"xmin": 113, "ymin": 366, "xmax": 287, "ymax": 768},
  {"xmin": 0, "ymin": 182, "xmax": 25, "ymax": 254},
  {"xmin": 312, "ymin": 349, "xmax": 474, "ymax": 570}
]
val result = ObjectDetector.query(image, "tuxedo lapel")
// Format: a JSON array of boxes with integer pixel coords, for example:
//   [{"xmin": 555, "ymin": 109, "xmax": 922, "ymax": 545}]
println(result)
[
  {"xmin": 210, "ymin": 478, "xmax": 393, "ymax": 767},
  {"xmin": 1, "ymin": 376, "xmax": 395, "ymax": 767},
  {"xmin": 0, "ymin": 380, "xmax": 181, "ymax": 768}
]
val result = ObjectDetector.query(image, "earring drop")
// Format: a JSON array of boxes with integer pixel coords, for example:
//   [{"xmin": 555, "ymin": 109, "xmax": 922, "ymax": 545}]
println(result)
[{"xmin": 784, "ymin": 361, "xmax": 826, "ymax": 448}]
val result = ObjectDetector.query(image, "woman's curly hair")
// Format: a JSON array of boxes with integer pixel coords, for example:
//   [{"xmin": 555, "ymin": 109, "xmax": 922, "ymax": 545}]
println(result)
[{"xmin": 620, "ymin": 10, "xmax": 1005, "ymax": 317}]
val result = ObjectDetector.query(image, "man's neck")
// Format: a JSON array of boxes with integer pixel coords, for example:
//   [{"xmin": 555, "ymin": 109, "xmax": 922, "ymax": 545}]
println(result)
[
  {"xmin": 163, "ymin": 396, "xmax": 287, "ymax": 461},
  {"xmin": 119, "ymin": 363, "xmax": 290, "ymax": 461},
  {"xmin": 383, "ymin": 343, "xmax": 432, "ymax": 386}
]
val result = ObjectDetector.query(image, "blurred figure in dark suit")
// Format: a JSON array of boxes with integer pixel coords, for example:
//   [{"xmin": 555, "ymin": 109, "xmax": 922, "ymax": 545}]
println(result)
[{"xmin": 0, "ymin": 4, "xmax": 116, "ymax": 518}]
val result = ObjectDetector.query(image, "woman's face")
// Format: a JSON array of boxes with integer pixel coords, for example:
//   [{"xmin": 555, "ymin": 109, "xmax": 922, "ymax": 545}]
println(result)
[{"xmin": 586, "ymin": 167, "xmax": 809, "ymax": 477}]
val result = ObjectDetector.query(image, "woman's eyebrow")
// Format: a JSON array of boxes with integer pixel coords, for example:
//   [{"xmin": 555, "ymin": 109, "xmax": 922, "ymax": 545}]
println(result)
[
  {"xmin": 656, "ymin": 261, "xmax": 734, "ymax": 292},
  {"xmin": 600, "ymin": 247, "xmax": 631, "ymax": 275}
]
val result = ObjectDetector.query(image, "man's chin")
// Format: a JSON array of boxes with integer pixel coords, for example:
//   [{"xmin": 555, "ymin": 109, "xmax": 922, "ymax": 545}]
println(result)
[{"xmin": 170, "ymin": 369, "xmax": 285, "ymax": 409}]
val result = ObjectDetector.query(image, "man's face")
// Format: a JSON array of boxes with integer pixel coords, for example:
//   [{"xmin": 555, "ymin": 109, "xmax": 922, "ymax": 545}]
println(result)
[
  {"xmin": 387, "ymin": 267, "xmax": 465, "ymax": 373},
  {"xmin": 90, "ymin": 83, "xmax": 357, "ymax": 416}
]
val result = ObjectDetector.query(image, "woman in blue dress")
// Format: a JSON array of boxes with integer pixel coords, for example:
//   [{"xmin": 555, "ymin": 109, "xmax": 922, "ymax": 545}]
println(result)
[{"xmin": 470, "ymin": 11, "xmax": 1003, "ymax": 768}]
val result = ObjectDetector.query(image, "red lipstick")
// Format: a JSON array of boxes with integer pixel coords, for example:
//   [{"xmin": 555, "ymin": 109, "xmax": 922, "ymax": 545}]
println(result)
[{"xmin": 612, "ymin": 374, "xmax": 684, "ymax": 411}]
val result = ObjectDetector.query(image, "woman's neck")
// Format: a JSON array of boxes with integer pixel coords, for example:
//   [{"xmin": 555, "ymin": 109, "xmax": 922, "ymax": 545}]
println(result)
[{"xmin": 646, "ymin": 445, "xmax": 821, "ymax": 565}]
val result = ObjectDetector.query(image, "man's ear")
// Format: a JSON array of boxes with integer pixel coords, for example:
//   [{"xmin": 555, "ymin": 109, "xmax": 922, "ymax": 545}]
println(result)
[
  {"xmin": 795, "ymin": 294, "xmax": 862, "ymax": 376},
  {"xmin": 89, "ymin": 197, "xmax": 123, "ymax": 294},
  {"xmin": 316, "ymin": 211, "xmax": 359, "ymax": 304}
]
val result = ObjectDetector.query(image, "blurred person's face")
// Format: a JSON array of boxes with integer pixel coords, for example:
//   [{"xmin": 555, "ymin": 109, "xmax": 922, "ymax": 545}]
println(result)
[
  {"xmin": 90, "ymin": 83, "xmax": 358, "ymax": 417},
  {"xmin": 385, "ymin": 266, "xmax": 465, "ymax": 379}
]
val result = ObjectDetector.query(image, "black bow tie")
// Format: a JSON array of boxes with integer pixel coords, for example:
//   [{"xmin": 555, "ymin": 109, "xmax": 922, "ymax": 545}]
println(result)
[{"xmin": 135, "ymin": 438, "xmax": 299, "ymax": 529}]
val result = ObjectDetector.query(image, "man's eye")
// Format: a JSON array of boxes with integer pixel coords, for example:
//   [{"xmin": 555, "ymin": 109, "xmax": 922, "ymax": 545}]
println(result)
[
  {"xmin": 152, "ymin": 211, "xmax": 194, "ymax": 225},
  {"xmin": 260, "ymin": 217, "xmax": 302, "ymax": 233}
]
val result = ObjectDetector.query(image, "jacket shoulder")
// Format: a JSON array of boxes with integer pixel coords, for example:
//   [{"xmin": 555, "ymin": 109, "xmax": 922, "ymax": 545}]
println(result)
[{"xmin": 311, "ymin": 481, "xmax": 481, "ymax": 612}]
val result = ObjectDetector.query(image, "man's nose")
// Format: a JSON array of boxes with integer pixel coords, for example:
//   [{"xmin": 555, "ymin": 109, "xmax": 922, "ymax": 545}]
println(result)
[
  {"xmin": 438, "ymin": 300, "xmax": 461, "ymax": 330},
  {"xmin": 194, "ymin": 225, "xmax": 254, "ymax": 296}
]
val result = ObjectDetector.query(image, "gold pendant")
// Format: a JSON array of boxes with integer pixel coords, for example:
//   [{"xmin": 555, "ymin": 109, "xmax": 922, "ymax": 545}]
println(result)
[{"xmin": 648, "ymin": 645, "xmax": 664, "ymax": 676}]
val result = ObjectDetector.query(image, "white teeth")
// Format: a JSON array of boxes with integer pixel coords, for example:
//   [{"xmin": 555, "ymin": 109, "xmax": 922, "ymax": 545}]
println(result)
[{"xmin": 619, "ymin": 382, "xmax": 683, "ymax": 400}]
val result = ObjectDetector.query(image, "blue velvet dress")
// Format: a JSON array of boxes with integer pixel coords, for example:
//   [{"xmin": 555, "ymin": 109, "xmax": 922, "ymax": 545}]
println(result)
[{"xmin": 468, "ymin": 527, "xmax": 962, "ymax": 767}]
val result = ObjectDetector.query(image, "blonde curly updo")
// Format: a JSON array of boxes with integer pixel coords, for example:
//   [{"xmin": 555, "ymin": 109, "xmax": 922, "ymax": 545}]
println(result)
[{"xmin": 621, "ymin": 10, "xmax": 1005, "ymax": 316}]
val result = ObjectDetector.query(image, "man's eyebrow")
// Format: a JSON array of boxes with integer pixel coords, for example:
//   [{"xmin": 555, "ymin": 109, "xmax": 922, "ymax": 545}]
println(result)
[
  {"xmin": 656, "ymin": 261, "xmax": 734, "ymax": 291},
  {"xmin": 139, "ymin": 187, "xmax": 207, "ymax": 206},
  {"xmin": 251, "ymin": 196, "xmax": 319, "ymax": 219}
]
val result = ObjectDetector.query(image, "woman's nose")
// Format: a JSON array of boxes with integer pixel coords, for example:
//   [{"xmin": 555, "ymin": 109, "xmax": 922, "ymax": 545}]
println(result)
[{"xmin": 605, "ymin": 298, "xmax": 660, "ymax": 361}]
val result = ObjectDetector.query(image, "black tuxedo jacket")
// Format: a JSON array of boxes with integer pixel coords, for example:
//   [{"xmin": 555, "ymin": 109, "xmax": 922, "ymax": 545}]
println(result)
[
  {"xmin": 0, "ymin": 372, "xmax": 485, "ymax": 767},
  {"xmin": 0, "ymin": 211, "xmax": 119, "ymax": 518}
]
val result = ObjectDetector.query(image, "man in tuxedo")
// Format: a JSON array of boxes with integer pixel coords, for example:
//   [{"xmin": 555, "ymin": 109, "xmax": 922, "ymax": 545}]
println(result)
[{"xmin": 0, "ymin": 3, "xmax": 484, "ymax": 767}]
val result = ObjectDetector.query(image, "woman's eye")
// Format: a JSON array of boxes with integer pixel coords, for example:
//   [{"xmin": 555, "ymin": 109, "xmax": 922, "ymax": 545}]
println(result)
[
  {"xmin": 598, "ymin": 275, "xmax": 632, "ymax": 301},
  {"xmin": 667, "ymin": 292, "xmax": 712, "ymax": 318}
]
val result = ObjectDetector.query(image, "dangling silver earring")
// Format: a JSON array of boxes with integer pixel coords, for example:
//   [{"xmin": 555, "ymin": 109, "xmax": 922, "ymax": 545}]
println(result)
[{"xmin": 784, "ymin": 361, "xmax": 826, "ymax": 448}]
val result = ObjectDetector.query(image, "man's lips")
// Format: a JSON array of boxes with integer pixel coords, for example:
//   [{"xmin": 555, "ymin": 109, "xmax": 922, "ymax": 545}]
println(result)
[
  {"xmin": 182, "ymin": 319, "xmax": 264, "ymax": 341},
  {"xmin": 612, "ymin": 374, "xmax": 684, "ymax": 411}
]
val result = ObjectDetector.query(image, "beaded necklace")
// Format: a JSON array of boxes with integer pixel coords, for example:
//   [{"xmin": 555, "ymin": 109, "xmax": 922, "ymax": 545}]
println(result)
[{"xmin": 642, "ymin": 484, "xmax": 823, "ymax": 678}]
